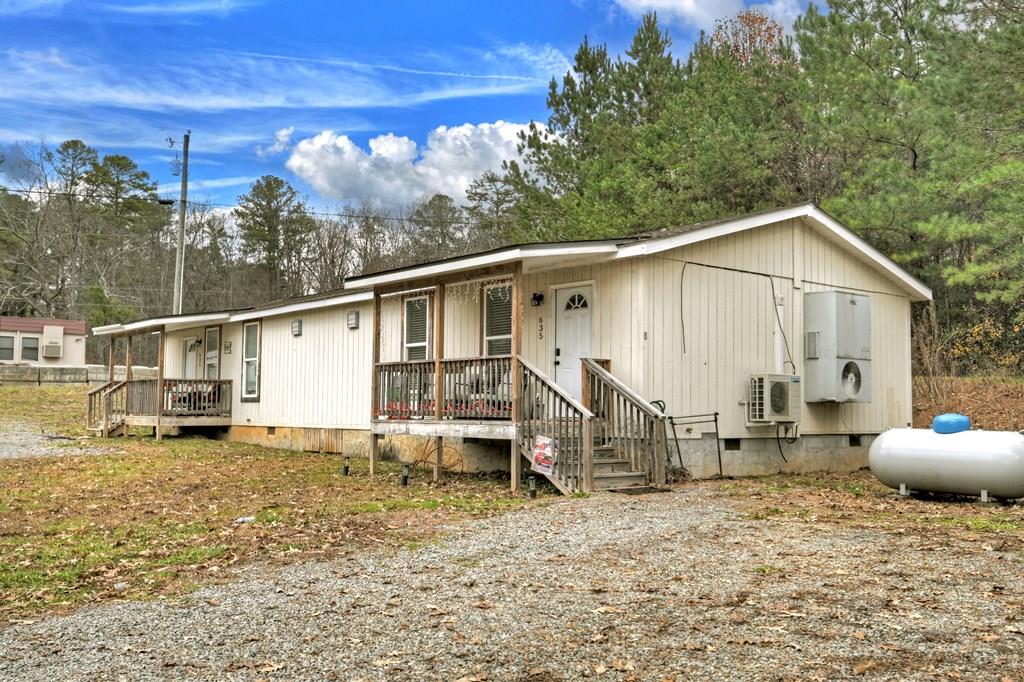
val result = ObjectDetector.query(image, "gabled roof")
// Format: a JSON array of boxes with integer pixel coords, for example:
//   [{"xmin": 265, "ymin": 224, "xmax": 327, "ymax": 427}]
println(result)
[
  {"xmin": 616, "ymin": 203, "xmax": 932, "ymax": 301},
  {"xmin": 91, "ymin": 290, "xmax": 372, "ymax": 336},
  {"xmin": 344, "ymin": 203, "xmax": 931, "ymax": 301}
]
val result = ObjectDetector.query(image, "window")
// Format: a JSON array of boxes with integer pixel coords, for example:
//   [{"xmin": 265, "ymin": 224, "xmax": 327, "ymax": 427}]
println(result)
[
  {"xmin": 404, "ymin": 296, "xmax": 430, "ymax": 361},
  {"xmin": 483, "ymin": 284, "xmax": 513, "ymax": 356},
  {"xmin": 21, "ymin": 336, "xmax": 39, "ymax": 362},
  {"xmin": 0, "ymin": 336, "xmax": 13, "ymax": 361},
  {"xmin": 242, "ymin": 321, "xmax": 260, "ymax": 400},
  {"xmin": 564, "ymin": 293, "xmax": 589, "ymax": 310},
  {"xmin": 204, "ymin": 327, "xmax": 220, "ymax": 379}
]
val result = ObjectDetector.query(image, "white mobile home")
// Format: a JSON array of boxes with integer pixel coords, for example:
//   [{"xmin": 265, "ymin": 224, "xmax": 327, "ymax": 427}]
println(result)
[
  {"xmin": 0, "ymin": 317, "xmax": 87, "ymax": 366},
  {"xmin": 89, "ymin": 204, "xmax": 931, "ymax": 494}
]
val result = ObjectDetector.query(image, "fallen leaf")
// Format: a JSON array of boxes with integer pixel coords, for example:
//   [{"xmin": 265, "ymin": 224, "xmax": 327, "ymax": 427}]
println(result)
[
  {"xmin": 853, "ymin": 660, "xmax": 879, "ymax": 675},
  {"xmin": 852, "ymin": 630, "xmax": 865, "ymax": 640}
]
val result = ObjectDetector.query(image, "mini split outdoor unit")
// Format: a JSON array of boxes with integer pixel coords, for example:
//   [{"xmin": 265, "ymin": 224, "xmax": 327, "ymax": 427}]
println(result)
[
  {"xmin": 804, "ymin": 291, "xmax": 872, "ymax": 403},
  {"xmin": 748, "ymin": 373, "xmax": 802, "ymax": 424}
]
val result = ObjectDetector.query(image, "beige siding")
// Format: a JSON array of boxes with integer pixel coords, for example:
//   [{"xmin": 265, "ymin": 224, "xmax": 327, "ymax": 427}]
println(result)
[
  {"xmin": 515, "ymin": 217, "xmax": 912, "ymax": 438},
  {"xmin": 163, "ymin": 301, "xmax": 373, "ymax": 429}
]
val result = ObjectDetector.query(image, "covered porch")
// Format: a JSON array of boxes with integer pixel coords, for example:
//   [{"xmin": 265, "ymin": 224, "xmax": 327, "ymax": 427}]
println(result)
[
  {"xmin": 88, "ymin": 314, "xmax": 234, "ymax": 437},
  {"xmin": 356, "ymin": 251, "xmax": 667, "ymax": 495}
]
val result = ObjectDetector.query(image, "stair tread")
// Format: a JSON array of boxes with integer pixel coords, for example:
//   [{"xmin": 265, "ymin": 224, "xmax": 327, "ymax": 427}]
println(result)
[{"xmin": 594, "ymin": 470, "xmax": 647, "ymax": 479}]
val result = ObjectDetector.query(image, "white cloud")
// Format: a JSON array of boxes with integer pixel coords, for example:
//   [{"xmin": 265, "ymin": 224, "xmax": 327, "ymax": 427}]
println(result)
[
  {"xmin": 98, "ymin": 0, "xmax": 260, "ymax": 14},
  {"xmin": 0, "ymin": 44, "xmax": 565, "ymax": 113},
  {"xmin": 0, "ymin": 0, "xmax": 65, "ymax": 15},
  {"xmin": 156, "ymin": 175, "xmax": 257, "ymax": 194},
  {"xmin": 285, "ymin": 121, "xmax": 529, "ymax": 207},
  {"xmin": 255, "ymin": 126, "xmax": 294, "ymax": 158},
  {"xmin": 611, "ymin": 0, "xmax": 804, "ymax": 33}
]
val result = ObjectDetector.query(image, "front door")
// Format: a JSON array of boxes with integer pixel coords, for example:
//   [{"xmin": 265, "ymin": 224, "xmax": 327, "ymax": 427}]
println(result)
[
  {"xmin": 554, "ymin": 285, "xmax": 594, "ymax": 400},
  {"xmin": 183, "ymin": 336, "xmax": 200, "ymax": 379}
]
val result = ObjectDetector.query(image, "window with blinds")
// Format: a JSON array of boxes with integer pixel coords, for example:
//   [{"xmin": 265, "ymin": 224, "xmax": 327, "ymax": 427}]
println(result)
[
  {"xmin": 0, "ymin": 336, "xmax": 13, "ymax": 361},
  {"xmin": 484, "ymin": 284, "xmax": 512, "ymax": 356},
  {"xmin": 21, "ymin": 336, "xmax": 39, "ymax": 362},
  {"xmin": 404, "ymin": 296, "xmax": 430, "ymax": 360}
]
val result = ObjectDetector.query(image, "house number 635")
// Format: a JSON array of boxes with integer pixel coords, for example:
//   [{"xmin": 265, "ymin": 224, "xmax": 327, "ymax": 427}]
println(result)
[{"xmin": 538, "ymin": 317, "xmax": 544, "ymax": 340}]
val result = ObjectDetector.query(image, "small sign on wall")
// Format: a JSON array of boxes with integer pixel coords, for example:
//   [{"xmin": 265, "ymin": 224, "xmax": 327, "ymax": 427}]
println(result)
[
  {"xmin": 347, "ymin": 311, "xmax": 360, "ymax": 329},
  {"xmin": 223, "ymin": 341, "xmax": 232, "ymax": 355}
]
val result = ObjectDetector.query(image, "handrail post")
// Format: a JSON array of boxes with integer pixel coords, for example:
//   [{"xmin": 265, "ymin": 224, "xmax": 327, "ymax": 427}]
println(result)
[
  {"xmin": 581, "ymin": 417, "xmax": 594, "ymax": 493},
  {"xmin": 432, "ymin": 285, "xmax": 445, "ymax": 483},
  {"xmin": 155, "ymin": 327, "xmax": 165, "ymax": 441},
  {"xmin": 369, "ymin": 292, "xmax": 381, "ymax": 476},
  {"xmin": 510, "ymin": 264, "xmax": 523, "ymax": 492}
]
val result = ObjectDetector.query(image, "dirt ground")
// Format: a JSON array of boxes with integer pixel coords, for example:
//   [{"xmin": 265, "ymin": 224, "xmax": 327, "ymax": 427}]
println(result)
[
  {"xmin": 913, "ymin": 375, "xmax": 1024, "ymax": 431},
  {"xmin": 1, "ymin": 382, "xmax": 1023, "ymax": 680}
]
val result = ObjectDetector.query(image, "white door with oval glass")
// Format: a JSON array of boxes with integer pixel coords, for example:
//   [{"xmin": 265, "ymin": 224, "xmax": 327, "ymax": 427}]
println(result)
[{"xmin": 554, "ymin": 285, "xmax": 593, "ymax": 400}]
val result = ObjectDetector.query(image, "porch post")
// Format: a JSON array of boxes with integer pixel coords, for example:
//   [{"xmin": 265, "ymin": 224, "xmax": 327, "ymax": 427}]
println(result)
[
  {"xmin": 432, "ymin": 284, "xmax": 445, "ymax": 483},
  {"xmin": 123, "ymin": 335, "xmax": 132, "ymax": 437},
  {"xmin": 125, "ymin": 335, "xmax": 133, "ymax": 382},
  {"xmin": 155, "ymin": 327, "xmax": 165, "ymax": 441},
  {"xmin": 510, "ymin": 263, "xmax": 523, "ymax": 492},
  {"xmin": 369, "ymin": 291, "xmax": 381, "ymax": 476},
  {"xmin": 107, "ymin": 336, "xmax": 116, "ymax": 384}
]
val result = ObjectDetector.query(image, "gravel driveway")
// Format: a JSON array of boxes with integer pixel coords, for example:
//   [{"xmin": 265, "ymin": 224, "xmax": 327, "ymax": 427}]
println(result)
[
  {"xmin": 0, "ymin": 420, "xmax": 100, "ymax": 459},
  {"xmin": 1, "ymin": 488, "xmax": 1021, "ymax": 681}
]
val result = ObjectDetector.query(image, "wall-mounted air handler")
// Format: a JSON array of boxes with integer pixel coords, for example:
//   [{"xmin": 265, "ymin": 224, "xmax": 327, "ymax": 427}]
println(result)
[{"xmin": 804, "ymin": 291, "xmax": 871, "ymax": 402}]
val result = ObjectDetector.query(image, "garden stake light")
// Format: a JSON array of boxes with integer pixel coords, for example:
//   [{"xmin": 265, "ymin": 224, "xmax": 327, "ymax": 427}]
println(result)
[
  {"xmin": 343, "ymin": 457, "xmax": 350, "ymax": 476},
  {"xmin": 528, "ymin": 476, "xmax": 537, "ymax": 499},
  {"xmin": 401, "ymin": 464, "xmax": 410, "ymax": 487}
]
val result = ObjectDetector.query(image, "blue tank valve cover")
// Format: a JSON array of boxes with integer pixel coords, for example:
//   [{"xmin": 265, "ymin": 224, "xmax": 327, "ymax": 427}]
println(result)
[{"xmin": 932, "ymin": 413, "xmax": 971, "ymax": 435}]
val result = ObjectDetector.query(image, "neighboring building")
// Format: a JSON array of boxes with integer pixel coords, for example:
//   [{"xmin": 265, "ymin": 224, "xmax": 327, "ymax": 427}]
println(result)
[
  {"xmin": 88, "ymin": 204, "xmax": 931, "ymax": 494},
  {"xmin": 0, "ymin": 317, "xmax": 87, "ymax": 366}
]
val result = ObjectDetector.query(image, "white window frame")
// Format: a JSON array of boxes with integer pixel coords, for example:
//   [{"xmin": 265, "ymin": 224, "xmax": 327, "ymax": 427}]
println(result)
[
  {"xmin": 204, "ymin": 326, "xmax": 221, "ymax": 380},
  {"xmin": 242, "ymin": 321, "xmax": 260, "ymax": 401},
  {"xmin": 482, "ymin": 283, "xmax": 513, "ymax": 357},
  {"xmin": 403, "ymin": 295, "xmax": 431, "ymax": 361},
  {"xmin": 21, "ymin": 335, "xmax": 39, "ymax": 362},
  {"xmin": 0, "ymin": 335, "xmax": 13, "ymax": 361}
]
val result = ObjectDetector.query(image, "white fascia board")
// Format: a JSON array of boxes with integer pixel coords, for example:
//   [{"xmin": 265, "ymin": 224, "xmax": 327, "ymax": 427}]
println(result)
[
  {"xmin": 806, "ymin": 207, "xmax": 932, "ymax": 302},
  {"xmin": 344, "ymin": 243, "xmax": 620, "ymax": 290},
  {"xmin": 615, "ymin": 205, "xmax": 814, "ymax": 259},
  {"xmin": 229, "ymin": 291, "xmax": 373, "ymax": 322},
  {"xmin": 90, "ymin": 324, "xmax": 124, "ymax": 337},
  {"xmin": 121, "ymin": 312, "xmax": 232, "ymax": 334},
  {"xmin": 616, "ymin": 204, "xmax": 932, "ymax": 302}
]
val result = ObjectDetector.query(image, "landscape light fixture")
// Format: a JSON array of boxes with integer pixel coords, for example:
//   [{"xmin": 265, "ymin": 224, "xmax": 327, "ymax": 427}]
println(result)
[
  {"xmin": 401, "ymin": 464, "xmax": 410, "ymax": 487},
  {"xmin": 342, "ymin": 457, "xmax": 350, "ymax": 477},
  {"xmin": 528, "ymin": 476, "xmax": 537, "ymax": 499}
]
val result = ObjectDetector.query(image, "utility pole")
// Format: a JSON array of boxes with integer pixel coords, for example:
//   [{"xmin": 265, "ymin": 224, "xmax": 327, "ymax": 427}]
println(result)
[{"xmin": 171, "ymin": 130, "xmax": 190, "ymax": 315}]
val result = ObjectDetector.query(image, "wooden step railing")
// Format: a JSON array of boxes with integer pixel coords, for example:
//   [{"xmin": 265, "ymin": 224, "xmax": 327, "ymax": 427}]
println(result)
[
  {"xmin": 516, "ymin": 356, "xmax": 594, "ymax": 494},
  {"xmin": 101, "ymin": 381, "xmax": 128, "ymax": 437},
  {"xmin": 582, "ymin": 358, "xmax": 667, "ymax": 486},
  {"xmin": 86, "ymin": 381, "xmax": 112, "ymax": 430},
  {"xmin": 153, "ymin": 378, "xmax": 232, "ymax": 416}
]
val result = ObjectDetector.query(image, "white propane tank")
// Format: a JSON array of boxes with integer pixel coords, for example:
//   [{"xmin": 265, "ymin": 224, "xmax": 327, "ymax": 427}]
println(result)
[{"xmin": 869, "ymin": 428, "xmax": 1024, "ymax": 499}]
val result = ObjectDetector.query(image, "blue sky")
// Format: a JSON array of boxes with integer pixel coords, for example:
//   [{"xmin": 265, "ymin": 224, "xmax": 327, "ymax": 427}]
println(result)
[{"xmin": 0, "ymin": 0, "xmax": 809, "ymax": 209}]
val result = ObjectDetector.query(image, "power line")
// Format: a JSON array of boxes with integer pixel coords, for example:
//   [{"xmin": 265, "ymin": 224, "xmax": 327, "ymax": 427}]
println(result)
[{"xmin": 0, "ymin": 184, "xmax": 492, "ymax": 227}]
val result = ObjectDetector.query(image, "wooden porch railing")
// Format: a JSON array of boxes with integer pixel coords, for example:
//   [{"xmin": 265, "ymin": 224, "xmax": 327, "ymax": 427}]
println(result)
[
  {"xmin": 152, "ymin": 378, "xmax": 232, "ymax": 416},
  {"xmin": 374, "ymin": 360, "xmax": 437, "ymax": 419},
  {"xmin": 374, "ymin": 357, "xmax": 514, "ymax": 420},
  {"xmin": 440, "ymin": 356, "xmax": 513, "ymax": 419},
  {"xmin": 101, "ymin": 381, "xmax": 128, "ymax": 437},
  {"xmin": 87, "ymin": 381, "xmax": 112, "ymax": 429},
  {"xmin": 88, "ymin": 378, "xmax": 232, "ymax": 434},
  {"xmin": 516, "ymin": 356, "xmax": 594, "ymax": 494},
  {"xmin": 582, "ymin": 358, "xmax": 666, "ymax": 485}
]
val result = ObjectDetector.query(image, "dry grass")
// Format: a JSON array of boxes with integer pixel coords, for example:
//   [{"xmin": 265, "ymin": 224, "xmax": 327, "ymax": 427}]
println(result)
[
  {"xmin": 704, "ymin": 469, "xmax": 1024, "ymax": 549},
  {"xmin": 0, "ymin": 384, "xmax": 533, "ymax": 623},
  {"xmin": 0, "ymin": 383, "xmax": 92, "ymax": 437}
]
